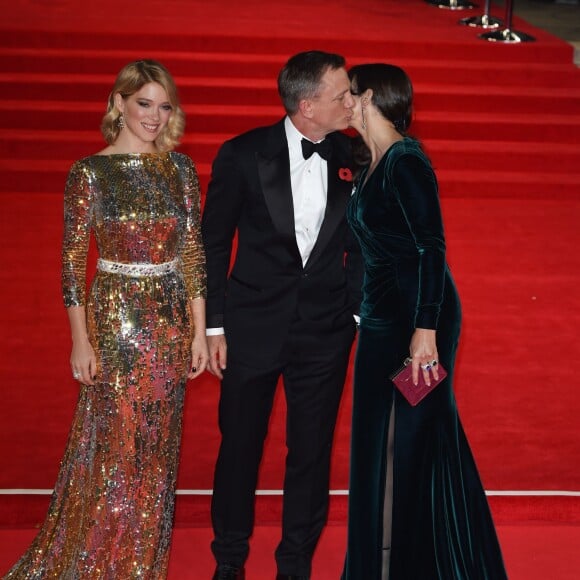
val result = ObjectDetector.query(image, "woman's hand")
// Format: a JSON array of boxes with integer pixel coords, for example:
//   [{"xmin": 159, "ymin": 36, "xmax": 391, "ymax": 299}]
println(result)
[
  {"xmin": 187, "ymin": 297, "xmax": 208, "ymax": 380},
  {"xmin": 67, "ymin": 305, "xmax": 96, "ymax": 385},
  {"xmin": 188, "ymin": 332, "xmax": 209, "ymax": 380},
  {"xmin": 70, "ymin": 337, "xmax": 97, "ymax": 385},
  {"xmin": 409, "ymin": 328, "xmax": 439, "ymax": 386}
]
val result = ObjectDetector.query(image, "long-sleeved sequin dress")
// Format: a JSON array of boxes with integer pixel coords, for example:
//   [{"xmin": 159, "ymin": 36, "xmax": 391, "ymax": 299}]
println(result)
[{"xmin": 5, "ymin": 152, "xmax": 206, "ymax": 579}]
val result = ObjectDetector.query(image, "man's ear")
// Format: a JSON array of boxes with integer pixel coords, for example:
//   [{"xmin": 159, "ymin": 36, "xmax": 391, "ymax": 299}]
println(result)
[{"xmin": 298, "ymin": 98, "xmax": 314, "ymax": 119}]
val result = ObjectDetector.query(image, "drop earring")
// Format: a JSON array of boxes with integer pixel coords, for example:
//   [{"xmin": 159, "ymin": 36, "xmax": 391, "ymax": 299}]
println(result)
[
  {"xmin": 118, "ymin": 114, "xmax": 125, "ymax": 129},
  {"xmin": 361, "ymin": 102, "xmax": 367, "ymax": 131}
]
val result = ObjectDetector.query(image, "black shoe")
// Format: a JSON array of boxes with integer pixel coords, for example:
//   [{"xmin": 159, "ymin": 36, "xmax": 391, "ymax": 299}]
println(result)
[
  {"xmin": 213, "ymin": 564, "xmax": 245, "ymax": 580},
  {"xmin": 275, "ymin": 575, "xmax": 309, "ymax": 580}
]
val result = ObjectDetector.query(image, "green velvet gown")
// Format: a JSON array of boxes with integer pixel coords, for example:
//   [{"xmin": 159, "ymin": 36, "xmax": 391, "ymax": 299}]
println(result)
[{"xmin": 342, "ymin": 138, "xmax": 507, "ymax": 579}]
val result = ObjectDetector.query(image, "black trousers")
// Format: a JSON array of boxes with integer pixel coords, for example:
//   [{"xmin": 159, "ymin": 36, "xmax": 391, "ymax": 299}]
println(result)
[{"xmin": 211, "ymin": 319, "xmax": 356, "ymax": 576}]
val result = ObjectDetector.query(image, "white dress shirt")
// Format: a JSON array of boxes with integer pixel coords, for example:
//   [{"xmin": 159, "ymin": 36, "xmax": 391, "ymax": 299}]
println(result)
[{"xmin": 285, "ymin": 116, "xmax": 328, "ymax": 267}]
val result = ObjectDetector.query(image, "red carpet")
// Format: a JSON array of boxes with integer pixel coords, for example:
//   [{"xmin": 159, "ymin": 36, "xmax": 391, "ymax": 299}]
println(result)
[
  {"xmin": 1, "ymin": 523, "xmax": 580, "ymax": 579},
  {"xmin": 1, "ymin": 0, "xmax": 580, "ymax": 576}
]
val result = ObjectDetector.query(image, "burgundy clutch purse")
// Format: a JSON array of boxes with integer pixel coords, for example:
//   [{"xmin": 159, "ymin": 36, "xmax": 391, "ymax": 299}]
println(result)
[{"xmin": 390, "ymin": 357, "xmax": 447, "ymax": 407}]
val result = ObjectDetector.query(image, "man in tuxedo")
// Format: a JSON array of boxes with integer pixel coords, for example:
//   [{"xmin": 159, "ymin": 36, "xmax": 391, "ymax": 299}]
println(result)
[{"xmin": 202, "ymin": 50, "xmax": 362, "ymax": 580}]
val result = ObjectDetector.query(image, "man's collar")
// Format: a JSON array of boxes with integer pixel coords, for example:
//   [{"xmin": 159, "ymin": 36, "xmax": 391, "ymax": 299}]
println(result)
[{"xmin": 285, "ymin": 116, "xmax": 326, "ymax": 146}]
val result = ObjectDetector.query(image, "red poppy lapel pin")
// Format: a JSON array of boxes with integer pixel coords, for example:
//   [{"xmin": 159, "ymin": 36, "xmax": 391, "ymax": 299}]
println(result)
[{"xmin": 338, "ymin": 167, "xmax": 353, "ymax": 182}]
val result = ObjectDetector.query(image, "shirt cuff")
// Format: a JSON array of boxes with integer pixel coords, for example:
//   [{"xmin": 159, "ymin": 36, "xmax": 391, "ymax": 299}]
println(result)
[{"xmin": 206, "ymin": 327, "xmax": 225, "ymax": 336}]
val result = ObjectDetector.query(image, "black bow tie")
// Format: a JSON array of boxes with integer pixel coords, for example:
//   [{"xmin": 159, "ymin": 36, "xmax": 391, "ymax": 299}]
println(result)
[{"xmin": 301, "ymin": 138, "xmax": 333, "ymax": 161}]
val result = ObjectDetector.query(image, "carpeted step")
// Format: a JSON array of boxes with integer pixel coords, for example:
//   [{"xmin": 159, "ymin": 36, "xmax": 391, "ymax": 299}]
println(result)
[
  {"xmin": 2, "ymin": 74, "xmax": 579, "ymax": 116},
  {"xmin": 0, "ymin": 159, "xmax": 209, "ymax": 195},
  {"xmin": 0, "ymin": 28, "xmax": 574, "ymax": 65},
  {"xmin": 424, "ymin": 140, "xmax": 580, "ymax": 175},
  {"xmin": 2, "ymin": 159, "xmax": 578, "ymax": 199},
  {"xmin": 0, "ymin": 48, "xmax": 288, "ymax": 79},
  {"xmin": 413, "ymin": 111, "xmax": 580, "ymax": 144},
  {"xmin": 2, "ymin": 48, "xmax": 579, "ymax": 88},
  {"xmin": 2, "ymin": 101, "xmax": 579, "ymax": 144},
  {"xmin": 436, "ymin": 169, "xmax": 580, "ymax": 198},
  {"xmin": 4, "ymin": 131, "xmax": 580, "ymax": 177},
  {"xmin": 0, "ymin": 130, "xmax": 230, "ymax": 163}
]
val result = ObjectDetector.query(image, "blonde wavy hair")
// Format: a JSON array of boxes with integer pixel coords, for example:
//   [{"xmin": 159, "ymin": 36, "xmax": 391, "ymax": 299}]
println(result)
[{"xmin": 101, "ymin": 60, "xmax": 185, "ymax": 151}]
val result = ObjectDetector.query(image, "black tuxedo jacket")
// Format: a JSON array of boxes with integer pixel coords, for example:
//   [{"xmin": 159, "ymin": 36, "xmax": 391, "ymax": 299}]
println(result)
[{"xmin": 202, "ymin": 119, "xmax": 363, "ymax": 365}]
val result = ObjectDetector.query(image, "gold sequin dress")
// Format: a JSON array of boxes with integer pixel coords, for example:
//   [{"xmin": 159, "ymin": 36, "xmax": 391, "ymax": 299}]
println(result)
[{"xmin": 5, "ymin": 152, "xmax": 206, "ymax": 579}]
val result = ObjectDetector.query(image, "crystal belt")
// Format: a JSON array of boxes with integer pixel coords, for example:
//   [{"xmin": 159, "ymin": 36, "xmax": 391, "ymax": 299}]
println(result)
[{"xmin": 97, "ymin": 258, "xmax": 178, "ymax": 277}]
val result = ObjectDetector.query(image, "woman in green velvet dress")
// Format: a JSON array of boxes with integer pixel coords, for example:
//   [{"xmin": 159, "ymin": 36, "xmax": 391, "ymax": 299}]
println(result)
[{"xmin": 341, "ymin": 64, "xmax": 508, "ymax": 579}]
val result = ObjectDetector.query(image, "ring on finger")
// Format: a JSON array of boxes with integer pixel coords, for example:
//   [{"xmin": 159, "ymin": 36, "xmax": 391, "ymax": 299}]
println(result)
[{"xmin": 421, "ymin": 363, "xmax": 432, "ymax": 371}]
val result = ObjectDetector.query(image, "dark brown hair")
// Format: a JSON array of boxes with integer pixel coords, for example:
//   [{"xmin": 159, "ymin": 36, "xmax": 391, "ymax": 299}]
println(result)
[
  {"xmin": 349, "ymin": 63, "xmax": 414, "ymax": 167},
  {"xmin": 278, "ymin": 50, "xmax": 346, "ymax": 115},
  {"xmin": 349, "ymin": 63, "xmax": 413, "ymax": 134}
]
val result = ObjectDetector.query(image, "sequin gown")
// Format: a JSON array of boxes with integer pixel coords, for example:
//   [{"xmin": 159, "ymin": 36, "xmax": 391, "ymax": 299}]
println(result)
[
  {"xmin": 342, "ymin": 138, "xmax": 507, "ymax": 579},
  {"xmin": 5, "ymin": 152, "xmax": 206, "ymax": 580}
]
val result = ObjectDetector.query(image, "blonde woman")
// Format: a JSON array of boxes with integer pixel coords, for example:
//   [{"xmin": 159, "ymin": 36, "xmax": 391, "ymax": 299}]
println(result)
[{"xmin": 5, "ymin": 60, "xmax": 207, "ymax": 579}]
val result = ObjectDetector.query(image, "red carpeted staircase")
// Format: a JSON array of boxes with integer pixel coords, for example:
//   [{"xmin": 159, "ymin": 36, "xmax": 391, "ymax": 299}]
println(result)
[
  {"xmin": 1, "ymin": 1, "xmax": 580, "ymax": 577},
  {"xmin": 2, "ymin": 32, "xmax": 580, "ymax": 197}
]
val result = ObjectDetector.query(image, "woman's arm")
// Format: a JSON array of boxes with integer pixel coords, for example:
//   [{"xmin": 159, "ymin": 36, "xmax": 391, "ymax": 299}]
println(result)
[
  {"xmin": 392, "ymin": 151, "xmax": 446, "ymax": 385},
  {"xmin": 62, "ymin": 161, "xmax": 95, "ymax": 385},
  {"xmin": 179, "ymin": 155, "xmax": 209, "ymax": 379},
  {"xmin": 392, "ymin": 152, "xmax": 446, "ymax": 330}
]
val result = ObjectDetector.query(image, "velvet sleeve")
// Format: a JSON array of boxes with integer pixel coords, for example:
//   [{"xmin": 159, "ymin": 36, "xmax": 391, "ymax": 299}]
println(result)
[
  {"xmin": 391, "ymin": 153, "xmax": 446, "ymax": 329},
  {"xmin": 61, "ymin": 161, "xmax": 92, "ymax": 308},
  {"xmin": 178, "ymin": 155, "xmax": 207, "ymax": 301}
]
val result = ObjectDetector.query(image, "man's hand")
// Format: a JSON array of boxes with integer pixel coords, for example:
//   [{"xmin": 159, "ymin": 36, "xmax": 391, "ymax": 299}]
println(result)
[{"xmin": 207, "ymin": 334, "xmax": 227, "ymax": 379}]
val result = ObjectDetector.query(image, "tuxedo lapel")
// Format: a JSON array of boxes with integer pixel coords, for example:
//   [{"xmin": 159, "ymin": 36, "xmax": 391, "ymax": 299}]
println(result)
[{"xmin": 257, "ymin": 122, "xmax": 302, "ymax": 262}]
